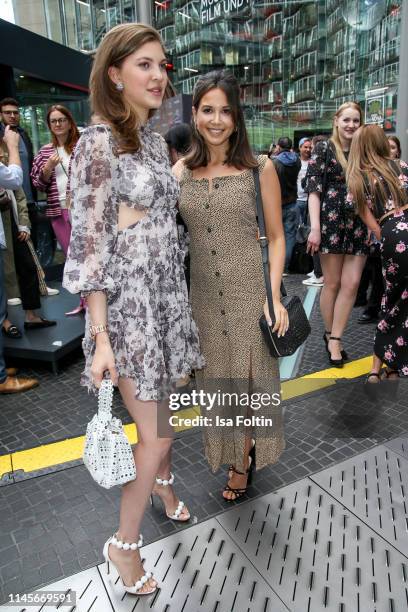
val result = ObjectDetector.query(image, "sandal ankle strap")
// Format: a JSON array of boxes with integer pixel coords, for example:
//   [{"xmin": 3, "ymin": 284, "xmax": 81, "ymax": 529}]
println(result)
[
  {"xmin": 111, "ymin": 533, "xmax": 143, "ymax": 550},
  {"xmin": 329, "ymin": 336, "xmax": 342, "ymax": 341},
  {"xmin": 156, "ymin": 472, "xmax": 174, "ymax": 486}
]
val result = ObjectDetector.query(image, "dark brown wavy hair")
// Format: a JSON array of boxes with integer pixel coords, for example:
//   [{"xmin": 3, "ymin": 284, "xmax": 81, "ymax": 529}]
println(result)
[
  {"xmin": 47, "ymin": 105, "xmax": 80, "ymax": 154},
  {"xmin": 184, "ymin": 70, "xmax": 257, "ymax": 170},
  {"xmin": 90, "ymin": 23, "xmax": 174, "ymax": 154},
  {"xmin": 347, "ymin": 124, "xmax": 406, "ymax": 217}
]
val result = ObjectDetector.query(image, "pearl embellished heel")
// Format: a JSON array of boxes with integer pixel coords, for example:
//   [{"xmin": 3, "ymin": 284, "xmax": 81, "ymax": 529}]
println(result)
[
  {"xmin": 102, "ymin": 533, "xmax": 157, "ymax": 596},
  {"xmin": 150, "ymin": 472, "xmax": 190, "ymax": 522}
]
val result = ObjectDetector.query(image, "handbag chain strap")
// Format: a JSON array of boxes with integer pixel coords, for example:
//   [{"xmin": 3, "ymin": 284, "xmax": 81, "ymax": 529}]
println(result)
[
  {"xmin": 253, "ymin": 166, "xmax": 287, "ymax": 326},
  {"xmin": 98, "ymin": 379, "xmax": 114, "ymax": 418}
]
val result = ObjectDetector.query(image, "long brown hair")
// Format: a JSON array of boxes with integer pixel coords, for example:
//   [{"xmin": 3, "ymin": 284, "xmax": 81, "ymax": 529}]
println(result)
[
  {"xmin": 90, "ymin": 23, "xmax": 173, "ymax": 154},
  {"xmin": 331, "ymin": 101, "xmax": 363, "ymax": 171},
  {"xmin": 347, "ymin": 124, "xmax": 406, "ymax": 216},
  {"xmin": 184, "ymin": 70, "xmax": 257, "ymax": 170},
  {"xmin": 47, "ymin": 105, "xmax": 79, "ymax": 154}
]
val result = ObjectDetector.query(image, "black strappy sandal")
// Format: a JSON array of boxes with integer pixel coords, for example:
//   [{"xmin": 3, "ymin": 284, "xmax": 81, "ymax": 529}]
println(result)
[
  {"xmin": 328, "ymin": 336, "xmax": 344, "ymax": 368},
  {"xmin": 324, "ymin": 330, "xmax": 348, "ymax": 360},
  {"xmin": 364, "ymin": 371, "xmax": 382, "ymax": 399},
  {"xmin": 224, "ymin": 445, "xmax": 255, "ymax": 502},
  {"xmin": 380, "ymin": 368, "xmax": 400, "ymax": 399}
]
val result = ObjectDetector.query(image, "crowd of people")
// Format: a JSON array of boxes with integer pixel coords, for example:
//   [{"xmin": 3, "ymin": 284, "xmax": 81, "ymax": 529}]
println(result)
[{"xmin": 0, "ymin": 19, "xmax": 407, "ymax": 598}]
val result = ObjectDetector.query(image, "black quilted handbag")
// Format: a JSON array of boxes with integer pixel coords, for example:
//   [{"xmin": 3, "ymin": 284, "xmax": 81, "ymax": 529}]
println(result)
[{"xmin": 254, "ymin": 167, "xmax": 311, "ymax": 358}]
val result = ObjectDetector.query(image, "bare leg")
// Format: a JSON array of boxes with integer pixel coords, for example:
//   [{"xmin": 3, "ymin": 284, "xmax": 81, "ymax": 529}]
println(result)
[
  {"xmin": 329, "ymin": 255, "xmax": 367, "ymax": 359},
  {"xmin": 108, "ymin": 378, "xmax": 172, "ymax": 592},
  {"xmin": 319, "ymin": 254, "xmax": 343, "ymax": 339}
]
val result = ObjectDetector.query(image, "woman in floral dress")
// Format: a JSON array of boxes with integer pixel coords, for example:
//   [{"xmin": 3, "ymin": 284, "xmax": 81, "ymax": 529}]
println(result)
[
  {"xmin": 347, "ymin": 124, "xmax": 408, "ymax": 379},
  {"xmin": 306, "ymin": 102, "xmax": 369, "ymax": 367},
  {"xmin": 63, "ymin": 24, "xmax": 203, "ymax": 596}
]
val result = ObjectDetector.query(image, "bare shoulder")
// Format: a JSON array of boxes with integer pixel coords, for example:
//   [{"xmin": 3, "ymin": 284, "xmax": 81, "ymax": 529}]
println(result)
[
  {"xmin": 260, "ymin": 157, "xmax": 278, "ymax": 179},
  {"xmin": 172, "ymin": 158, "xmax": 185, "ymax": 181}
]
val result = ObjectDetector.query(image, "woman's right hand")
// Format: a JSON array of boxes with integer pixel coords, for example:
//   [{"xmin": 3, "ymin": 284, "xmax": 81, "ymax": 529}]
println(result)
[
  {"xmin": 307, "ymin": 228, "xmax": 321, "ymax": 254},
  {"xmin": 44, "ymin": 153, "xmax": 60, "ymax": 172},
  {"xmin": 91, "ymin": 339, "xmax": 118, "ymax": 388}
]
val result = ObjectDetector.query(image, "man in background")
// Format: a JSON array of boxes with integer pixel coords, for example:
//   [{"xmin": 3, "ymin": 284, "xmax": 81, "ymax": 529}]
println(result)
[
  {"xmin": 296, "ymin": 137, "xmax": 312, "ymax": 226},
  {"xmin": 273, "ymin": 136, "xmax": 301, "ymax": 272},
  {"xmin": 0, "ymin": 125, "xmax": 39, "ymax": 393}
]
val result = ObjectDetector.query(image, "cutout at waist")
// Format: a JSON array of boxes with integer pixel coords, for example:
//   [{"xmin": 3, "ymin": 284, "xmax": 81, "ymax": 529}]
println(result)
[{"xmin": 118, "ymin": 204, "xmax": 147, "ymax": 231}]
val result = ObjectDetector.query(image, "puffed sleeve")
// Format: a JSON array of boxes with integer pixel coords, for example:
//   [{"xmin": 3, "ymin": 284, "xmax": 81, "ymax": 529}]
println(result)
[
  {"xmin": 304, "ymin": 140, "xmax": 328, "ymax": 194},
  {"xmin": 62, "ymin": 125, "xmax": 119, "ymax": 295}
]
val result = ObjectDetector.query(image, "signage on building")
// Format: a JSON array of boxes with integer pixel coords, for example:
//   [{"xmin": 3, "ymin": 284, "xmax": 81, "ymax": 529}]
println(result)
[
  {"xmin": 365, "ymin": 96, "xmax": 385, "ymax": 125},
  {"xmin": 200, "ymin": 0, "xmax": 250, "ymax": 25}
]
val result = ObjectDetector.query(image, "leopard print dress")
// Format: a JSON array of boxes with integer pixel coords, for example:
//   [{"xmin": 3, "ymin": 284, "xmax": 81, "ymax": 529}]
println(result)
[{"xmin": 178, "ymin": 156, "xmax": 285, "ymax": 473}]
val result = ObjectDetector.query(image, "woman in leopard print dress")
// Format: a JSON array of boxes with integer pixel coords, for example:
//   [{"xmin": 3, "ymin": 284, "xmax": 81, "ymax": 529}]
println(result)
[{"xmin": 174, "ymin": 71, "xmax": 287, "ymax": 501}]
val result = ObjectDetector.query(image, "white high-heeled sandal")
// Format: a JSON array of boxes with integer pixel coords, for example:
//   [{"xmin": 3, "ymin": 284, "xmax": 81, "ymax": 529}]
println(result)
[
  {"xmin": 103, "ymin": 533, "xmax": 157, "ymax": 596},
  {"xmin": 150, "ymin": 472, "xmax": 190, "ymax": 521}
]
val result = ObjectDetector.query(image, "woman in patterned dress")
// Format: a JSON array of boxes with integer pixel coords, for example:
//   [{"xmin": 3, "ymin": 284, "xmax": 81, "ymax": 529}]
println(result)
[
  {"xmin": 347, "ymin": 124, "xmax": 408, "ymax": 380},
  {"xmin": 173, "ymin": 71, "xmax": 287, "ymax": 501},
  {"xmin": 306, "ymin": 102, "xmax": 369, "ymax": 367},
  {"xmin": 63, "ymin": 24, "xmax": 203, "ymax": 596}
]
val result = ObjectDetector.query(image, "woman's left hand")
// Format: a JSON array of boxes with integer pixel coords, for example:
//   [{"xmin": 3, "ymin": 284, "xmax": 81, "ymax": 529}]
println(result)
[{"xmin": 264, "ymin": 298, "xmax": 289, "ymax": 337}]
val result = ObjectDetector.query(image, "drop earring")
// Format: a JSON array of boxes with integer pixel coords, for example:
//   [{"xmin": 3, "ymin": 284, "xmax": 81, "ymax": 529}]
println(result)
[{"xmin": 116, "ymin": 82, "xmax": 124, "ymax": 91}]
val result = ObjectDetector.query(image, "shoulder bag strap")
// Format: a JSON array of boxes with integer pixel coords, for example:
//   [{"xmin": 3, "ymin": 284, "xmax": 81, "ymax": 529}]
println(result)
[{"xmin": 253, "ymin": 167, "xmax": 286, "ymax": 326}]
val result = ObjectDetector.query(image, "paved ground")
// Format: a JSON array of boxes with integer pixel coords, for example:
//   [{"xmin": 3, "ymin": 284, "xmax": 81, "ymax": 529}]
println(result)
[{"xmin": 1, "ymin": 275, "xmax": 406, "ymax": 610}]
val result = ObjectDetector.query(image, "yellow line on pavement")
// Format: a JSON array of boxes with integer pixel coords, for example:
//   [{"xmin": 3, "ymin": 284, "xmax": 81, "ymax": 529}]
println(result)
[{"xmin": 0, "ymin": 360, "xmax": 370, "ymax": 479}]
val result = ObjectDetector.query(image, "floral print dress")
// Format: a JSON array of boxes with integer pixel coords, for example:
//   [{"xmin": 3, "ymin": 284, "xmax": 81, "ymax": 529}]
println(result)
[
  {"xmin": 305, "ymin": 140, "xmax": 369, "ymax": 255},
  {"xmin": 362, "ymin": 160, "xmax": 408, "ymax": 376},
  {"xmin": 63, "ymin": 124, "xmax": 204, "ymax": 399}
]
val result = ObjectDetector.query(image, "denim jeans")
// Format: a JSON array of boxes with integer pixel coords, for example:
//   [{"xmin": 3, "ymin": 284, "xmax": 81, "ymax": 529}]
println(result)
[
  {"xmin": 282, "ymin": 201, "xmax": 298, "ymax": 270},
  {"xmin": 296, "ymin": 199, "xmax": 308, "ymax": 226},
  {"xmin": 0, "ymin": 251, "xmax": 7, "ymax": 383}
]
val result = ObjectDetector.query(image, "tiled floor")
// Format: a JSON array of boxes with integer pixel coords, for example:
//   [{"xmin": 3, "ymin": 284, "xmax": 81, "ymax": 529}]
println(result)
[{"xmin": 1, "ymin": 275, "xmax": 405, "ymax": 609}]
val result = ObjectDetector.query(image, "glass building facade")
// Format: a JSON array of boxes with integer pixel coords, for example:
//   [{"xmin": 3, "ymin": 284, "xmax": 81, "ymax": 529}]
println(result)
[
  {"xmin": 7, "ymin": 0, "xmax": 138, "ymax": 52},
  {"xmin": 1, "ymin": 1, "xmax": 404, "ymax": 151},
  {"xmin": 154, "ymin": 0, "xmax": 403, "ymax": 151}
]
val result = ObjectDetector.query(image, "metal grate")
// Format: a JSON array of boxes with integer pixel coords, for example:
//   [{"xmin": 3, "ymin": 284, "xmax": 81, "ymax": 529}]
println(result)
[
  {"xmin": 98, "ymin": 518, "xmax": 289, "ymax": 612},
  {"xmin": 0, "ymin": 568, "xmax": 112, "ymax": 612},
  {"xmin": 218, "ymin": 479, "xmax": 408, "ymax": 612},
  {"xmin": 385, "ymin": 438, "xmax": 408, "ymax": 462},
  {"xmin": 311, "ymin": 445, "xmax": 408, "ymax": 556}
]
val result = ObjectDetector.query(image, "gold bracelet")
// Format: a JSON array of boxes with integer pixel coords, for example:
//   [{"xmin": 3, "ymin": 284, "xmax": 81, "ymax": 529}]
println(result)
[{"xmin": 89, "ymin": 324, "xmax": 108, "ymax": 339}]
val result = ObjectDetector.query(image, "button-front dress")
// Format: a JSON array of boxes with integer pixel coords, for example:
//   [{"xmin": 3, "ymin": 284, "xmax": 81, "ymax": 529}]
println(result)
[
  {"xmin": 178, "ymin": 156, "xmax": 285, "ymax": 473},
  {"xmin": 63, "ymin": 124, "xmax": 204, "ymax": 400}
]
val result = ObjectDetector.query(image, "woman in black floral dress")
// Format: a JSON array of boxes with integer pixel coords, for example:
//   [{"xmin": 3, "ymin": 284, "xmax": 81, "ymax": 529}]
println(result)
[
  {"xmin": 305, "ymin": 102, "xmax": 369, "ymax": 367},
  {"xmin": 347, "ymin": 125, "xmax": 408, "ymax": 379}
]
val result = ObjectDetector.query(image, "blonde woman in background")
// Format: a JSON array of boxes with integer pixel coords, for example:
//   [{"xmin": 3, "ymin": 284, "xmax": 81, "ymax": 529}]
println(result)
[{"xmin": 306, "ymin": 102, "xmax": 369, "ymax": 367}]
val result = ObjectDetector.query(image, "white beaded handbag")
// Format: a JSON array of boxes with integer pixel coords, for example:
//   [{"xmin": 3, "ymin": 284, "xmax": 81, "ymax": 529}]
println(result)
[{"xmin": 83, "ymin": 379, "xmax": 136, "ymax": 489}]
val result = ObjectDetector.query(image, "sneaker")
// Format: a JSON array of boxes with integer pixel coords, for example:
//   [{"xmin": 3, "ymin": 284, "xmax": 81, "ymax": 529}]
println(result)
[
  {"xmin": 307, "ymin": 271, "xmax": 315, "ymax": 277},
  {"xmin": 46, "ymin": 286, "xmax": 60, "ymax": 296},
  {"xmin": 7, "ymin": 298, "xmax": 22, "ymax": 306},
  {"xmin": 302, "ymin": 276, "xmax": 324, "ymax": 287}
]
